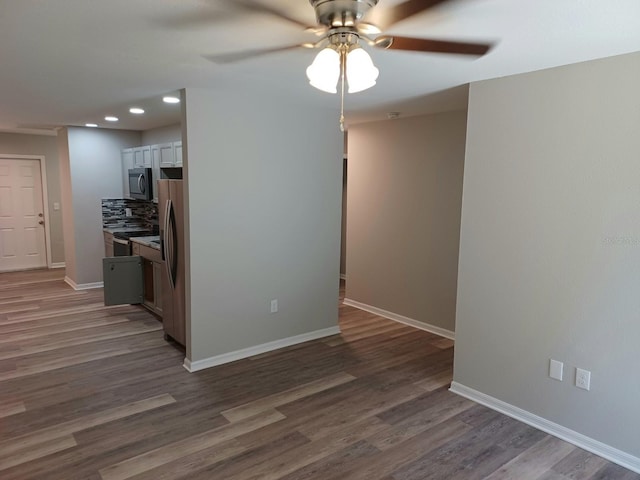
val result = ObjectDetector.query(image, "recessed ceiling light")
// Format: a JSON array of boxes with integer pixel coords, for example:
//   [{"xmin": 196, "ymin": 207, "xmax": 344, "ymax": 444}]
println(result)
[
  {"xmin": 85, "ymin": 123, "xmax": 98, "ymax": 128},
  {"xmin": 129, "ymin": 107, "xmax": 145, "ymax": 114},
  {"xmin": 105, "ymin": 116, "xmax": 119, "ymax": 122},
  {"xmin": 163, "ymin": 96, "xmax": 180, "ymax": 104}
]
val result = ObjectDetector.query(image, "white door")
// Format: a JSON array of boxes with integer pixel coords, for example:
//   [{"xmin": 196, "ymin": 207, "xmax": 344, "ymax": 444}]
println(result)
[{"xmin": 0, "ymin": 158, "xmax": 47, "ymax": 271}]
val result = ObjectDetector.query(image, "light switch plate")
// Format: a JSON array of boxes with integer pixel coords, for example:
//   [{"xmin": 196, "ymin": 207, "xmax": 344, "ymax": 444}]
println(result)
[{"xmin": 549, "ymin": 359, "xmax": 563, "ymax": 381}]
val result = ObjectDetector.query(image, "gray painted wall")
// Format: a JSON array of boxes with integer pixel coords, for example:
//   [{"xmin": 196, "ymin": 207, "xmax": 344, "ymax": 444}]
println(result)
[
  {"xmin": 0, "ymin": 132, "xmax": 65, "ymax": 264},
  {"xmin": 141, "ymin": 124, "xmax": 182, "ymax": 145},
  {"xmin": 60, "ymin": 127, "xmax": 140, "ymax": 285},
  {"xmin": 183, "ymin": 87, "xmax": 343, "ymax": 363},
  {"xmin": 345, "ymin": 111, "xmax": 467, "ymax": 333},
  {"xmin": 454, "ymin": 51, "xmax": 640, "ymax": 459}
]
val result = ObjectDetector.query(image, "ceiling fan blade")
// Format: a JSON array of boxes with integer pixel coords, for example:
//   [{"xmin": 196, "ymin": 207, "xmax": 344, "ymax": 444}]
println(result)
[
  {"xmin": 204, "ymin": 44, "xmax": 308, "ymax": 64},
  {"xmin": 158, "ymin": 0, "xmax": 314, "ymax": 31},
  {"xmin": 234, "ymin": 0, "xmax": 314, "ymax": 30},
  {"xmin": 374, "ymin": 35, "xmax": 492, "ymax": 56},
  {"xmin": 157, "ymin": 10, "xmax": 236, "ymax": 29},
  {"xmin": 365, "ymin": 0, "xmax": 452, "ymax": 31}
]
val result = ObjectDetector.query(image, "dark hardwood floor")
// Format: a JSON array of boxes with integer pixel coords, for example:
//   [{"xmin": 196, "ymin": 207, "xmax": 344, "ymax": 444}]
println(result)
[{"xmin": 0, "ymin": 269, "xmax": 637, "ymax": 479}]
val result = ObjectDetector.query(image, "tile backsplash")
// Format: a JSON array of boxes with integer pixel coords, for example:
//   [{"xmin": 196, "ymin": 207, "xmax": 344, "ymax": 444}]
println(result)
[{"xmin": 101, "ymin": 198, "xmax": 158, "ymax": 229}]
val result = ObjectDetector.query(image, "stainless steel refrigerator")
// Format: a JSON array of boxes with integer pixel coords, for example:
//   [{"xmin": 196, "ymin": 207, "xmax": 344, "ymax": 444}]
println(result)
[{"xmin": 158, "ymin": 179, "xmax": 186, "ymax": 346}]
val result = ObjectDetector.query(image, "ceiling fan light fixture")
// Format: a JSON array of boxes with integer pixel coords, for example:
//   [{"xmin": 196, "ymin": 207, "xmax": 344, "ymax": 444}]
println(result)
[
  {"xmin": 306, "ymin": 47, "xmax": 340, "ymax": 94},
  {"xmin": 346, "ymin": 47, "xmax": 379, "ymax": 93}
]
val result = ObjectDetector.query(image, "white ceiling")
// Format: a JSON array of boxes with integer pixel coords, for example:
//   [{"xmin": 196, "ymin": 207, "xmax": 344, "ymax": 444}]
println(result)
[{"xmin": 1, "ymin": 0, "xmax": 639, "ymax": 134}]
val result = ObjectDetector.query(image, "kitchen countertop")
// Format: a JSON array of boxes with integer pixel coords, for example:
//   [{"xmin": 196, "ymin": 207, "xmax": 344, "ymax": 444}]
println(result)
[
  {"xmin": 130, "ymin": 235, "xmax": 161, "ymax": 250},
  {"xmin": 103, "ymin": 226, "xmax": 151, "ymax": 234}
]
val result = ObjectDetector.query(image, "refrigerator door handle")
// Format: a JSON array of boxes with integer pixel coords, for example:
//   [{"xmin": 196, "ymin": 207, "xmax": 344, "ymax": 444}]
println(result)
[
  {"xmin": 169, "ymin": 199, "xmax": 178, "ymax": 287},
  {"xmin": 163, "ymin": 199, "xmax": 175, "ymax": 290}
]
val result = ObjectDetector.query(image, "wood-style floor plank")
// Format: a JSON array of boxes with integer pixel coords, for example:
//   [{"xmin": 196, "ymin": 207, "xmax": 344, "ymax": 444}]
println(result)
[
  {"xmin": 0, "ymin": 435, "xmax": 78, "ymax": 471},
  {"xmin": 483, "ymin": 436, "xmax": 577, "ymax": 480},
  {"xmin": 0, "ymin": 394, "xmax": 176, "ymax": 458},
  {"xmin": 221, "ymin": 371, "xmax": 356, "ymax": 422},
  {"xmin": 0, "ymin": 400, "xmax": 25, "ymax": 418},
  {"xmin": 0, "ymin": 269, "xmax": 636, "ymax": 480},
  {"xmin": 217, "ymin": 416, "xmax": 390, "ymax": 480},
  {"xmin": 99, "ymin": 409, "xmax": 285, "ymax": 480}
]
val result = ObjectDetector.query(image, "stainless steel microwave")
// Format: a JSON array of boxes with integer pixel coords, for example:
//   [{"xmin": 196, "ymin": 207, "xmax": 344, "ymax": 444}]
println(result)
[{"xmin": 128, "ymin": 168, "xmax": 152, "ymax": 200}]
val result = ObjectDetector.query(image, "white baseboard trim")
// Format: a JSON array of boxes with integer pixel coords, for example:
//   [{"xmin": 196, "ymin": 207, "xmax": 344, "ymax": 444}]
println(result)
[
  {"xmin": 183, "ymin": 326, "xmax": 341, "ymax": 373},
  {"xmin": 50, "ymin": 262, "xmax": 66, "ymax": 269},
  {"xmin": 340, "ymin": 274, "xmax": 346, "ymax": 281},
  {"xmin": 449, "ymin": 381, "xmax": 640, "ymax": 474},
  {"xmin": 64, "ymin": 276, "xmax": 104, "ymax": 291},
  {"xmin": 342, "ymin": 298, "xmax": 455, "ymax": 340}
]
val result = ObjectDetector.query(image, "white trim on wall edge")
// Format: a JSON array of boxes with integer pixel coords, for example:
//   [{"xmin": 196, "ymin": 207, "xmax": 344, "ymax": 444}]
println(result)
[
  {"xmin": 183, "ymin": 326, "xmax": 341, "ymax": 373},
  {"xmin": 50, "ymin": 262, "xmax": 66, "ymax": 269},
  {"xmin": 64, "ymin": 277, "xmax": 103, "ymax": 291},
  {"xmin": 342, "ymin": 298, "xmax": 455, "ymax": 340},
  {"xmin": 449, "ymin": 382, "xmax": 640, "ymax": 474}
]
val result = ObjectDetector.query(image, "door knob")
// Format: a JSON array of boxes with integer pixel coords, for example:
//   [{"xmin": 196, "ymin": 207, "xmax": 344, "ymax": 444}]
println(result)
[{"xmin": 38, "ymin": 220, "xmax": 44, "ymax": 225}]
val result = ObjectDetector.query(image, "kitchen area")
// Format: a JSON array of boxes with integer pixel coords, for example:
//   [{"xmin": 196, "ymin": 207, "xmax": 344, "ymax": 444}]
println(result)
[{"xmin": 102, "ymin": 136, "xmax": 186, "ymax": 348}]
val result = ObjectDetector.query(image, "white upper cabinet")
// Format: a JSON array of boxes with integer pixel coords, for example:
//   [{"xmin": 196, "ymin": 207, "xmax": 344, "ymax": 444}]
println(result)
[
  {"xmin": 123, "ymin": 140, "xmax": 182, "ymax": 200},
  {"xmin": 150, "ymin": 145, "xmax": 163, "ymax": 203},
  {"xmin": 157, "ymin": 143, "xmax": 176, "ymax": 168},
  {"xmin": 133, "ymin": 146, "xmax": 152, "ymax": 168},
  {"xmin": 173, "ymin": 141, "xmax": 183, "ymax": 167},
  {"xmin": 122, "ymin": 148, "xmax": 134, "ymax": 198}
]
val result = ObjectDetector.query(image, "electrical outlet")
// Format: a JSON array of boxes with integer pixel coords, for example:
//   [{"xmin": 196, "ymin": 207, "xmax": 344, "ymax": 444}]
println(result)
[
  {"xmin": 270, "ymin": 299, "xmax": 278, "ymax": 313},
  {"xmin": 549, "ymin": 359, "xmax": 563, "ymax": 381},
  {"xmin": 576, "ymin": 368, "xmax": 591, "ymax": 390}
]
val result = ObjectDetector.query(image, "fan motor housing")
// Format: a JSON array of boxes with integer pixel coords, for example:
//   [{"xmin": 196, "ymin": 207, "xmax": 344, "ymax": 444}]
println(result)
[{"xmin": 310, "ymin": 0, "xmax": 378, "ymax": 27}]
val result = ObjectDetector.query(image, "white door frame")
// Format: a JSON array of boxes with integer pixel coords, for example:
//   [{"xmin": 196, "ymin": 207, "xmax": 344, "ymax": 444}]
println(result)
[{"xmin": 0, "ymin": 154, "xmax": 54, "ymax": 269}]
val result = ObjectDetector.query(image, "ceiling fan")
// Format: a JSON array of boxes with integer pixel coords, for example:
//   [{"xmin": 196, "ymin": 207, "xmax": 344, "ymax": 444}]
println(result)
[
  {"xmin": 204, "ymin": 0, "xmax": 492, "ymax": 65},
  {"xmin": 202, "ymin": 0, "xmax": 493, "ymax": 129}
]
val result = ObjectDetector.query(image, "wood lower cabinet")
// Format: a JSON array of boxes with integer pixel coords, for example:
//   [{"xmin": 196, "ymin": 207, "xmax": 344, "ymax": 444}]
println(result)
[
  {"xmin": 104, "ymin": 232, "xmax": 114, "ymax": 257},
  {"xmin": 135, "ymin": 243, "xmax": 163, "ymax": 317},
  {"xmin": 143, "ymin": 259, "xmax": 154, "ymax": 308}
]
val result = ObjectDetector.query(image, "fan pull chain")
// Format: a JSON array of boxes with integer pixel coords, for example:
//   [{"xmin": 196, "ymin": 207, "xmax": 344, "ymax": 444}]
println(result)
[{"xmin": 339, "ymin": 47, "xmax": 346, "ymax": 132}]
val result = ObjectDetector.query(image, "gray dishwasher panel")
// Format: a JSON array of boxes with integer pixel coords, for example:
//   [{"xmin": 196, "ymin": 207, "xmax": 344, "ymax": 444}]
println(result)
[{"xmin": 103, "ymin": 256, "xmax": 144, "ymax": 306}]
